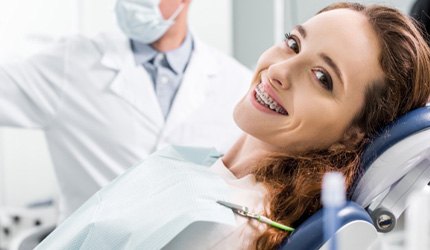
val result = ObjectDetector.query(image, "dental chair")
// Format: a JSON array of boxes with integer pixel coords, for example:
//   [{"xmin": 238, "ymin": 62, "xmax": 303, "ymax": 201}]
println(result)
[{"xmin": 280, "ymin": 105, "xmax": 430, "ymax": 250}]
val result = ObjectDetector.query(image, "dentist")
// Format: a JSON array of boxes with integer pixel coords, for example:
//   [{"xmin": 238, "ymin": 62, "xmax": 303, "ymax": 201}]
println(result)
[{"xmin": 0, "ymin": 0, "xmax": 251, "ymax": 219}]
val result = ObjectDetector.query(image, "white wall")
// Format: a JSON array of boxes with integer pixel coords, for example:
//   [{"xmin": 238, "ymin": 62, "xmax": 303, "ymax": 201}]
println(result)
[
  {"xmin": 0, "ymin": 129, "xmax": 57, "ymax": 207},
  {"xmin": 189, "ymin": 0, "xmax": 232, "ymax": 55},
  {"xmin": 0, "ymin": 0, "xmax": 79, "ymax": 62}
]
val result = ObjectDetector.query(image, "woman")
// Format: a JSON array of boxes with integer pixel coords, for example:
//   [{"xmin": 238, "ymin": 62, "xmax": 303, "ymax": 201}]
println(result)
[
  {"xmin": 36, "ymin": 2, "xmax": 430, "ymax": 250},
  {"xmin": 236, "ymin": 2, "xmax": 430, "ymax": 248}
]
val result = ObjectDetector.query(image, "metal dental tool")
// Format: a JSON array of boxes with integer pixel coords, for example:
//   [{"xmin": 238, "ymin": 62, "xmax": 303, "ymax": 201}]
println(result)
[{"xmin": 216, "ymin": 200, "xmax": 295, "ymax": 232}]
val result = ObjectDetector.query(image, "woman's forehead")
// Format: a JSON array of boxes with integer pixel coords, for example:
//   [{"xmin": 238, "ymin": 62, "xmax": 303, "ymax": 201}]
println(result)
[
  {"xmin": 300, "ymin": 8, "xmax": 383, "ymax": 92},
  {"xmin": 302, "ymin": 9, "xmax": 371, "ymax": 41}
]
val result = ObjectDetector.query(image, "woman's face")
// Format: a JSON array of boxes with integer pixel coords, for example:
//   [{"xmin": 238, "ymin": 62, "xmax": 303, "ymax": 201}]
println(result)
[{"xmin": 234, "ymin": 9, "xmax": 384, "ymax": 153}]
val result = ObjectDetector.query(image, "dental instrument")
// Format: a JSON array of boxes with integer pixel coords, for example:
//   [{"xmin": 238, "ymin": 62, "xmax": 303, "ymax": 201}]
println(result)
[{"xmin": 216, "ymin": 200, "xmax": 295, "ymax": 232}]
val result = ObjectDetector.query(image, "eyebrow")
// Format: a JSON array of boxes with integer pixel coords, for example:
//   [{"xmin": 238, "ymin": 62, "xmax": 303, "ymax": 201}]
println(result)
[
  {"xmin": 320, "ymin": 53, "xmax": 343, "ymax": 83},
  {"xmin": 295, "ymin": 24, "xmax": 307, "ymax": 39},
  {"xmin": 294, "ymin": 24, "xmax": 344, "ymax": 84}
]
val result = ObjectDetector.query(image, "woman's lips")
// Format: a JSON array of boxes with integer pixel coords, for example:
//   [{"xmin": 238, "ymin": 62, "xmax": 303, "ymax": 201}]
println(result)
[
  {"xmin": 260, "ymin": 77, "xmax": 288, "ymax": 112},
  {"xmin": 251, "ymin": 83, "xmax": 289, "ymax": 115}
]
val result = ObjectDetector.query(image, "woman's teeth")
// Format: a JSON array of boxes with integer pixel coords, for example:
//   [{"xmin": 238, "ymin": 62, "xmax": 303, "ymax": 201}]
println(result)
[{"xmin": 255, "ymin": 84, "xmax": 288, "ymax": 115}]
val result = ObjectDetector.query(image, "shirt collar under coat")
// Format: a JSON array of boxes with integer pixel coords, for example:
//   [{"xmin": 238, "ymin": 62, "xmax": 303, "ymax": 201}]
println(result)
[{"xmin": 130, "ymin": 32, "xmax": 194, "ymax": 75}]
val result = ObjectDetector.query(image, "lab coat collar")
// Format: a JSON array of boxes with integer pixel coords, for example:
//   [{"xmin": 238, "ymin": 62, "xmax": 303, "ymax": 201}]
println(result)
[
  {"xmin": 96, "ymin": 33, "xmax": 130, "ymax": 71},
  {"xmin": 93, "ymin": 33, "xmax": 220, "ymax": 134},
  {"xmin": 161, "ymin": 36, "xmax": 219, "ymax": 135},
  {"xmin": 164, "ymin": 32, "xmax": 194, "ymax": 74},
  {"xmin": 94, "ymin": 33, "xmax": 165, "ymax": 128}
]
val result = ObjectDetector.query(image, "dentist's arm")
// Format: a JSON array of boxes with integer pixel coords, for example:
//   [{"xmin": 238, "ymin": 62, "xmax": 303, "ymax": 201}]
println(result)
[{"xmin": 0, "ymin": 40, "xmax": 68, "ymax": 129}]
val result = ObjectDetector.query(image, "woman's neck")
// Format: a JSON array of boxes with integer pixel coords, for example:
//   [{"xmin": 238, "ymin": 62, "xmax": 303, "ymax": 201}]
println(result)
[{"xmin": 222, "ymin": 134, "xmax": 273, "ymax": 178}]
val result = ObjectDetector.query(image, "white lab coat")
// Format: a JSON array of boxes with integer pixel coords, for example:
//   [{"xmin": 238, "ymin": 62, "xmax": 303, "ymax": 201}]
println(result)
[{"xmin": 0, "ymin": 32, "xmax": 252, "ymax": 218}]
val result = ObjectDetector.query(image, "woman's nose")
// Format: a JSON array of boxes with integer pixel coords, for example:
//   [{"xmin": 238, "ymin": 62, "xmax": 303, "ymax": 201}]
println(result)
[{"xmin": 267, "ymin": 64, "xmax": 291, "ymax": 90}]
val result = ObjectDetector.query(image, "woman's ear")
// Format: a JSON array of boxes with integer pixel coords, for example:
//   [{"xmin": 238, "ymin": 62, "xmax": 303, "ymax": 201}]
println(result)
[{"xmin": 341, "ymin": 126, "xmax": 365, "ymax": 148}]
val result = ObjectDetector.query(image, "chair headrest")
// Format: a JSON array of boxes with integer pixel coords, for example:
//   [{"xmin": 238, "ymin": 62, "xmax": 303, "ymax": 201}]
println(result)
[
  {"xmin": 360, "ymin": 105, "xmax": 430, "ymax": 171},
  {"xmin": 352, "ymin": 105, "xmax": 430, "ymax": 207}
]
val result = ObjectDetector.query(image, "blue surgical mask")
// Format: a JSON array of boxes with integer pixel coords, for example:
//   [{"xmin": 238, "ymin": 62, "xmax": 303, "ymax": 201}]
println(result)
[{"xmin": 115, "ymin": 0, "xmax": 184, "ymax": 44}]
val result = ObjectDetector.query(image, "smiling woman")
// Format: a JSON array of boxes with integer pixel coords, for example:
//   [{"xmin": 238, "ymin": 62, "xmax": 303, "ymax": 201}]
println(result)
[
  {"xmin": 35, "ymin": 2, "xmax": 430, "ymax": 250},
  {"xmin": 233, "ymin": 8, "xmax": 383, "ymax": 154}
]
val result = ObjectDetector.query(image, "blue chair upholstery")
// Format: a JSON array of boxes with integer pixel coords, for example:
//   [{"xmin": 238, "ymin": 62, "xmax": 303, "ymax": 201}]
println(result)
[
  {"xmin": 278, "ymin": 105, "xmax": 430, "ymax": 249},
  {"xmin": 359, "ymin": 105, "xmax": 430, "ymax": 174}
]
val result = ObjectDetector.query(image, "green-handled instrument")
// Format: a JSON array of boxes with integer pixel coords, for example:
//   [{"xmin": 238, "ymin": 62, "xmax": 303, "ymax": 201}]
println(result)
[{"xmin": 216, "ymin": 200, "xmax": 295, "ymax": 232}]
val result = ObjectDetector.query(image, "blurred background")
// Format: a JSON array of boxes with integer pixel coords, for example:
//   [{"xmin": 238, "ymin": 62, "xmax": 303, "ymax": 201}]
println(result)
[{"xmin": 0, "ymin": 0, "xmax": 418, "ymax": 249}]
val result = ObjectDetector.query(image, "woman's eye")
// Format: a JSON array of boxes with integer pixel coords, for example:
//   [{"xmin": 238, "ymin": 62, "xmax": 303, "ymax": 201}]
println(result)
[
  {"xmin": 313, "ymin": 69, "xmax": 333, "ymax": 91},
  {"xmin": 284, "ymin": 33, "xmax": 300, "ymax": 53}
]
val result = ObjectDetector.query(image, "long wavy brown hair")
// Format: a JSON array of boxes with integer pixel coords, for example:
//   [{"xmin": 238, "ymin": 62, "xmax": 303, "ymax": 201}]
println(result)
[{"xmin": 254, "ymin": 3, "xmax": 430, "ymax": 249}]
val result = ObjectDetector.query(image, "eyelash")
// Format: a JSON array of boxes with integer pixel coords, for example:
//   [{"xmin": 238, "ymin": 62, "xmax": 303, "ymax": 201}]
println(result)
[
  {"xmin": 284, "ymin": 33, "xmax": 300, "ymax": 53},
  {"xmin": 284, "ymin": 33, "xmax": 333, "ymax": 91}
]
